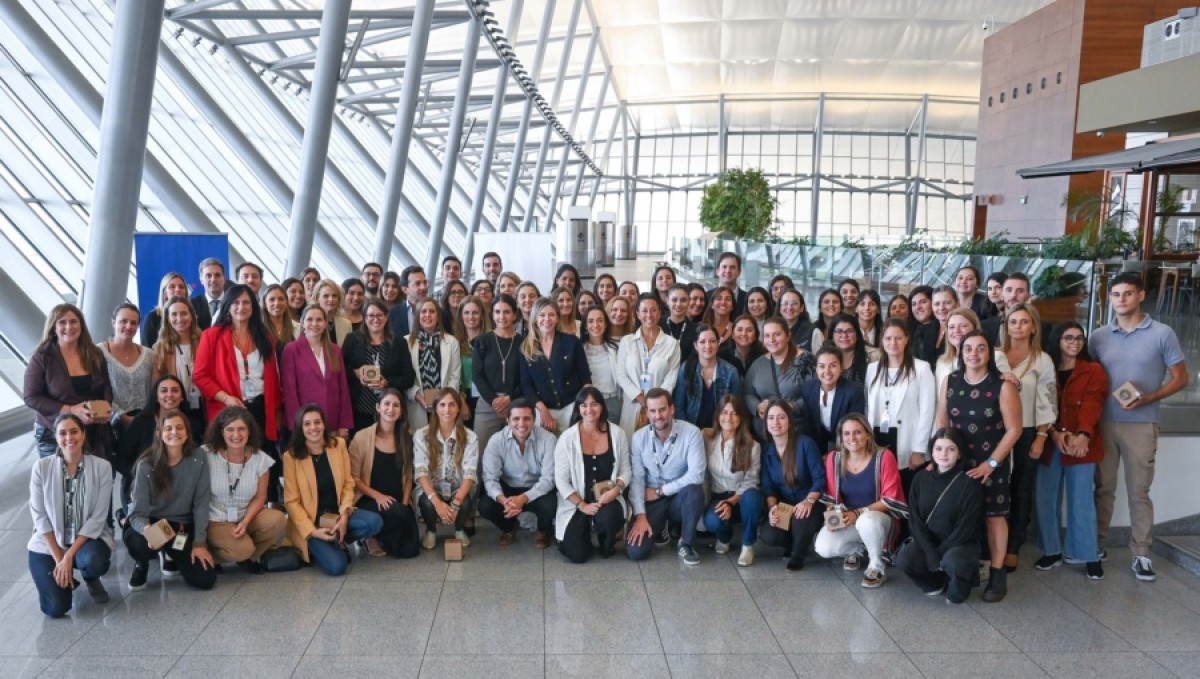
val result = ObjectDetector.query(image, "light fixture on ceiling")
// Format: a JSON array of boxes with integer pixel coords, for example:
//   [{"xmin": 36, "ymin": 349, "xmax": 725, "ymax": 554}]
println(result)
[{"xmin": 982, "ymin": 15, "xmax": 995, "ymax": 32}]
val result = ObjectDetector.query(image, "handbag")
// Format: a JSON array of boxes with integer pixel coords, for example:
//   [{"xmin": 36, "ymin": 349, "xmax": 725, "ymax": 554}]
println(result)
[{"xmin": 260, "ymin": 547, "xmax": 302, "ymax": 572}]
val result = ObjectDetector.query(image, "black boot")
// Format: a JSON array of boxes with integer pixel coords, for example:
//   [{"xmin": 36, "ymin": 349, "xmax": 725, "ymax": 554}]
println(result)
[{"xmin": 981, "ymin": 566, "xmax": 1007, "ymax": 603}]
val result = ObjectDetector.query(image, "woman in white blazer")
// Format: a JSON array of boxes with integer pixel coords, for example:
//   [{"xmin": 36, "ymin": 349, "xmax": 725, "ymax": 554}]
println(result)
[
  {"xmin": 405, "ymin": 298, "xmax": 462, "ymax": 434},
  {"xmin": 28, "ymin": 413, "xmax": 114, "ymax": 617},
  {"xmin": 554, "ymin": 386, "xmax": 632, "ymax": 563},
  {"xmin": 865, "ymin": 319, "xmax": 936, "ymax": 474},
  {"xmin": 615, "ymin": 294, "xmax": 680, "ymax": 437}
]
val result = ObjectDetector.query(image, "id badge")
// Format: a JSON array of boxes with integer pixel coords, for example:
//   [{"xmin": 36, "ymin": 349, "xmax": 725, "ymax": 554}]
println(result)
[
  {"xmin": 640, "ymin": 373, "xmax": 652, "ymax": 391},
  {"xmin": 188, "ymin": 386, "xmax": 202, "ymax": 410},
  {"xmin": 172, "ymin": 532, "xmax": 188, "ymax": 551},
  {"xmin": 879, "ymin": 416, "xmax": 890, "ymax": 434}
]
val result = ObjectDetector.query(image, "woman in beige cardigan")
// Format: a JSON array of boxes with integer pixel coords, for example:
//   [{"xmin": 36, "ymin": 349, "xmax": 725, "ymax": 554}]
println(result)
[
  {"xmin": 348, "ymin": 389, "xmax": 420, "ymax": 558},
  {"xmin": 283, "ymin": 405, "xmax": 383, "ymax": 576}
]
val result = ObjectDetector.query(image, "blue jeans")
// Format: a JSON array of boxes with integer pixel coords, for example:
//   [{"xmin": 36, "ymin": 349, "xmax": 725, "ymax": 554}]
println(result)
[
  {"xmin": 1035, "ymin": 448, "xmax": 1099, "ymax": 562},
  {"xmin": 29, "ymin": 541, "xmax": 112, "ymax": 618},
  {"xmin": 307, "ymin": 510, "xmax": 384, "ymax": 576},
  {"xmin": 626, "ymin": 483, "xmax": 704, "ymax": 561},
  {"xmin": 702, "ymin": 489, "xmax": 765, "ymax": 546}
]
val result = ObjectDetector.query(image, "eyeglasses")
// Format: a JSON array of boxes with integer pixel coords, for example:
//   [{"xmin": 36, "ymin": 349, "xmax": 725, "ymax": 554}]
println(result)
[
  {"xmin": 1061, "ymin": 335, "xmax": 1085, "ymax": 342},
  {"xmin": 365, "ymin": 313, "xmax": 387, "ymax": 320},
  {"xmin": 833, "ymin": 328, "xmax": 856, "ymax": 335}
]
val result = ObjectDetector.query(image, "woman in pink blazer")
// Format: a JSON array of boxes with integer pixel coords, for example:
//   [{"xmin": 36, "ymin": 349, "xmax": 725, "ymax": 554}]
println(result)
[{"xmin": 281, "ymin": 306, "xmax": 353, "ymax": 439}]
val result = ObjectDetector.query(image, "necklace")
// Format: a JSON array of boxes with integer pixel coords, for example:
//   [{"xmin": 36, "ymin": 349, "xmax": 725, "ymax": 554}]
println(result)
[{"xmin": 494, "ymin": 333, "xmax": 516, "ymax": 376}]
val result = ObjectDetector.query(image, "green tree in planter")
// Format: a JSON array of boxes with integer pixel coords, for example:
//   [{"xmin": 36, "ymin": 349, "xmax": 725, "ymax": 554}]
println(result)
[{"xmin": 699, "ymin": 168, "xmax": 779, "ymax": 241}]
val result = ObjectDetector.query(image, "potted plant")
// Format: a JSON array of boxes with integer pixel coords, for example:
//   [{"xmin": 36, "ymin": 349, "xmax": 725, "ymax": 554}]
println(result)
[
  {"xmin": 1033, "ymin": 265, "xmax": 1089, "ymax": 323},
  {"xmin": 699, "ymin": 168, "xmax": 779, "ymax": 242}
]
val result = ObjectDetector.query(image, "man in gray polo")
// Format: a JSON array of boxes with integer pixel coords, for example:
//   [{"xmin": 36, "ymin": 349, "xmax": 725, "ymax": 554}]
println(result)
[
  {"xmin": 1090, "ymin": 273, "xmax": 1188, "ymax": 582},
  {"xmin": 478, "ymin": 399, "xmax": 558, "ymax": 548}
]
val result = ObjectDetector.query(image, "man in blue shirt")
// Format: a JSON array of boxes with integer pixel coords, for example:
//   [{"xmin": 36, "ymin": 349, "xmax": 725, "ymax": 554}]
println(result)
[
  {"xmin": 1090, "ymin": 273, "xmax": 1188, "ymax": 582},
  {"xmin": 478, "ymin": 400, "xmax": 558, "ymax": 548},
  {"xmin": 626, "ymin": 389, "xmax": 707, "ymax": 564}
]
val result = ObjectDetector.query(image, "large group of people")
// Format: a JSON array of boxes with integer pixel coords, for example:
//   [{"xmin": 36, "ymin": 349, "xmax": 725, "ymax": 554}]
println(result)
[{"xmin": 22, "ymin": 252, "xmax": 1187, "ymax": 618}]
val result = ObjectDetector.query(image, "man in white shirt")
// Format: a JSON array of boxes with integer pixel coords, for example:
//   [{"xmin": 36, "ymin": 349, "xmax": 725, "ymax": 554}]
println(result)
[{"xmin": 478, "ymin": 400, "xmax": 558, "ymax": 547}]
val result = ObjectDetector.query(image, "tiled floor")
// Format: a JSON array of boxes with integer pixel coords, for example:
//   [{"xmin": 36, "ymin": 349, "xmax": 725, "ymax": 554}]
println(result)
[{"xmin": 4, "ymin": 439, "xmax": 1200, "ymax": 677}]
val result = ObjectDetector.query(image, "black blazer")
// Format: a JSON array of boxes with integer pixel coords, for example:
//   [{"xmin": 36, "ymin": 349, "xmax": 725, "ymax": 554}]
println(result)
[
  {"xmin": 341, "ymin": 332, "xmax": 416, "ymax": 413},
  {"xmin": 191, "ymin": 292, "xmax": 215, "ymax": 330},
  {"xmin": 140, "ymin": 310, "xmax": 164, "ymax": 348},
  {"xmin": 912, "ymin": 319, "xmax": 942, "ymax": 364},
  {"xmin": 387, "ymin": 302, "xmax": 415, "ymax": 339},
  {"xmin": 800, "ymin": 377, "xmax": 867, "ymax": 455},
  {"xmin": 518, "ymin": 332, "xmax": 592, "ymax": 410}
]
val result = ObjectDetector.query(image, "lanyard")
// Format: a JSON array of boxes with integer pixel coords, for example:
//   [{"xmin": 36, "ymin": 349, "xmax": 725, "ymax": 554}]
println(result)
[
  {"xmin": 225, "ymin": 453, "xmax": 247, "ymax": 497},
  {"xmin": 651, "ymin": 430, "xmax": 678, "ymax": 479}
]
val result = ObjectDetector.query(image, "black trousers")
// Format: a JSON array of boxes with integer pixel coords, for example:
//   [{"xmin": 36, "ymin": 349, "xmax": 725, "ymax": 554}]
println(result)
[
  {"xmin": 1007, "ymin": 427, "xmax": 1038, "ymax": 554},
  {"xmin": 122, "ymin": 520, "xmax": 217, "ymax": 590},
  {"xmin": 478, "ymin": 482, "xmax": 557, "ymax": 534},
  {"xmin": 245, "ymin": 396, "xmax": 281, "ymax": 504},
  {"xmin": 417, "ymin": 489, "xmax": 477, "ymax": 532},
  {"xmin": 760, "ymin": 507, "xmax": 824, "ymax": 563},
  {"xmin": 559, "ymin": 503, "xmax": 624, "ymax": 564},
  {"xmin": 896, "ymin": 541, "xmax": 979, "ymax": 603},
  {"xmin": 356, "ymin": 497, "xmax": 420, "ymax": 558}
]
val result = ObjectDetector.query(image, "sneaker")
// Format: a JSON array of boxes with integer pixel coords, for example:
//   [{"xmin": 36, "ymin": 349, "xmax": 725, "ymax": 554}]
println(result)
[
  {"xmin": 785, "ymin": 556, "xmax": 805, "ymax": 572},
  {"xmin": 1086, "ymin": 561, "xmax": 1105, "ymax": 580},
  {"xmin": 1034, "ymin": 554, "xmax": 1063, "ymax": 571},
  {"xmin": 85, "ymin": 578, "xmax": 109, "ymax": 604},
  {"xmin": 455, "ymin": 530, "xmax": 471, "ymax": 548},
  {"xmin": 129, "ymin": 561, "xmax": 149, "ymax": 591},
  {"xmin": 737, "ymin": 544, "xmax": 755, "ymax": 567},
  {"xmin": 677, "ymin": 542, "xmax": 701, "ymax": 566},
  {"xmin": 714, "ymin": 540, "xmax": 730, "ymax": 555},
  {"xmin": 655, "ymin": 525, "xmax": 671, "ymax": 547},
  {"xmin": 1099, "ymin": 548, "xmax": 1108, "ymax": 562},
  {"xmin": 861, "ymin": 567, "xmax": 885, "ymax": 588},
  {"xmin": 843, "ymin": 552, "xmax": 864, "ymax": 571},
  {"xmin": 498, "ymin": 532, "xmax": 515, "ymax": 546},
  {"xmin": 923, "ymin": 575, "xmax": 947, "ymax": 596},
  {"xmin": 1132, "ymin": 556, "xmax": 1157, "ymax": 582},
  {"xmin": 160, "ymin": 552, "xmax": 180, "ymax": 578},
  {"xmin": 421, "ymin": 530, "xmax": 437, "ymax": 551}
]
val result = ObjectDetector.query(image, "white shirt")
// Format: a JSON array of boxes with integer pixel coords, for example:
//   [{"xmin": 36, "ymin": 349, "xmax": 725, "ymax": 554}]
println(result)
[
  {"xmin": 205, "ymin": 448, "xmax": 274, "ymax": 522},
  {"xmin": 236, "ymin": 347, "xmax": 265, "ymax": 400},
  {"xmin": 819, "ymin": 385, "xmax": 837, "ymax": 430}
]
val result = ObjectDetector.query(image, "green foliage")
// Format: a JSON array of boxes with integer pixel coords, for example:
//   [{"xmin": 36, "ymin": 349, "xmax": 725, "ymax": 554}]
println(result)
[
  {"xmin": 699, "ymin": 168, "xmax": 779, "ymax": 241},
  {"xmin": 839, "ymin": 235, "xmax": 867, "ymax": 249},
  {"xmin": 1154, "ymin": 183, "xmax": 1187, "ymax": 253},
  {"xmin": 955, "ymin": 231, "xmax": 1034, "ymax": 257},
  {"xmin": 1033, "ymin": 265, "xmax": 1089, "ymax": 299},
  {"xmin": 1062, "ymin": 187, "xmax": 1139, "ymax": 258}
]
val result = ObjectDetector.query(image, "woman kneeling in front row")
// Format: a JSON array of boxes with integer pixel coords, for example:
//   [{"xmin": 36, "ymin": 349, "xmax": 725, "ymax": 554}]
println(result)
[
  {"xmin": 124, "ymin": 409, "xmax": 217, "ymax": 591},
  {"xmin": 896, "ymin": 427, "xmax": 983, "ymax": 603},
  {"xmin": 203, "ymin": 407, "xmax": 287, "ymax": 572},
  {"xmin": 28, "ymin": 414, "xmax": 113, "ymax": 617},
  {"xmin": 814, "ymin": 413, "xmax": 906, "ymax": 588},
  {"xmin": 283, "ymin": 405, "xmax": 384, "ymax": 576}
]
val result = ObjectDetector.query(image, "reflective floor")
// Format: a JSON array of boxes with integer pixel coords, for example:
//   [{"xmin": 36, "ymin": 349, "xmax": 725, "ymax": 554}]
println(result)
[{"xmin": 4, "ymin": 433, "xmax": 1200, "ymax": 678}]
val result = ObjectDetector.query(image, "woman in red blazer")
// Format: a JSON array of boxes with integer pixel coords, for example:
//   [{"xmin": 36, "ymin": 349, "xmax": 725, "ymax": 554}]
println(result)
[
  {"xmin": 281, "ymin": 306, "xmax": 353, "ymax": 439},
  {"xmin": 1035, "ymin": 322, "xmax": 1108, "ymax": 579},
  {"xmin": 193, "ymin": 284, "xmax": 281, "ymax": 443}
]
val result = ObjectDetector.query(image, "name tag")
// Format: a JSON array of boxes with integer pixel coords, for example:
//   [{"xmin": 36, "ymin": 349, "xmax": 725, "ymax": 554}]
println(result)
[{"xmin": 172, "ymin": 532, "xmax": 188, "ymax": 551}]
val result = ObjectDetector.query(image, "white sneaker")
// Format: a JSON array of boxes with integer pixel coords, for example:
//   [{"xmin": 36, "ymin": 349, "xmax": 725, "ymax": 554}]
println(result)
[
  {"xmin": 421, "ymin": 530, "xmax": 436, "ymax": 550},
  {"xmin": 455, "ymin": 530, "xmax": 471, "ymax": 548},
  {"xmin": 737, "ymin": 544, "xmax": 755, "ymax": 567},
  {"xmin": 714, "ymin": 540, "xmax": 730, "ymax": 555}
]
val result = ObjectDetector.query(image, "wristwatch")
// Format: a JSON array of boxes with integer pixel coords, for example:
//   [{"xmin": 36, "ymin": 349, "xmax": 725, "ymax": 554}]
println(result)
[
  {"xmin": 655, "ymin": 487, "xmax": 664, "ymax": 499},
  {"xmin": 986, "ymin": 458, "xmax": 999, "ymax": 469}
]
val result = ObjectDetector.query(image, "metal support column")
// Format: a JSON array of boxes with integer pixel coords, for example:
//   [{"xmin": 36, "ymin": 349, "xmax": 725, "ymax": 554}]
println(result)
[
  {"xmin": 542, "ymin": 32, "xmax": 598, "ymax": 231},
  {"xmin": 621, "ymin": 108, "xmax": 632, "ymax": 227},
  {"xmin": 628, "ymin": 131, "xmax": 641, "ymax": 232},
  {"xmin": 570, "ymin": 71, "xmax": 609, "ymax": 205},
  {"xmin": 588, "ymin": 103, "xmax": 622, "ymax": 206},
  {"xmin": 464, "ymin": 0, "xmax": 524, "ymax": 274},
  {"xmin": 284, "ymin": 0, "xmax": 351, "ymax": 278},
  {"xmin": 809, "ymin": 93, "xmax": 825, "ymax": 242},
  {"xmin": 521, "ymin": 0, "xmax": 583, "ymax": 232},
  {"xmin": 718, "ymin": 93, "xmax": 728, "ymax": 174},
  {"xmin": 496, "ymin": 0, "xmax": 557, "ymax": 231},
  {"xmin": 425, "ymin": 18, "xmax": 480, "ymax": 274},
  {"xmin": 906, "ymin": 94, "xmax": 929, "ymax": 235},
  {"xmin": 373, "ymin": 0, "xmax": 435, "ymax": 265},
  {"xmin": 80, "ymin": 0, "xmax": 165, "ymax": 326}
]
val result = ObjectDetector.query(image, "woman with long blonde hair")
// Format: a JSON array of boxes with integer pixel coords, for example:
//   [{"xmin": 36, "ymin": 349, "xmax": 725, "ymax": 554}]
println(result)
[
  {"xmin": 140, "ymin": 271, "xmax": 190, "ymax": 347},
  {"xmin": 605, "ymin": 296, "xmax": 636, "ymax": 340},
  {"xmin": 518, "ymin": 298, "xmax": 591, "ymax": 434}
]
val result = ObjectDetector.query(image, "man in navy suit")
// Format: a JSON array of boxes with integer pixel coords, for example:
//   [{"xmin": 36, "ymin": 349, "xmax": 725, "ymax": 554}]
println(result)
[
  {"xmin": 191, "ymin": 258, "xmax": 225, "ymax": 330},
  {"xmin": 707, "ymin": 252, "xmax": 748, "ymax": 318},
  {"xmin": 801, "ymin": 346, "xmax": 867, "ymax": 454},
  {"xmin": 387, "ymin": 265, "xmax": 429, "ymax": 337}
]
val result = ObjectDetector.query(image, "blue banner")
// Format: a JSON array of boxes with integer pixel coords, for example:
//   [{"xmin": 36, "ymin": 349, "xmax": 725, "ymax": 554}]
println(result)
[{"xmin": 133, "ymin": 233, "xmax": 229, "ymax": 318}]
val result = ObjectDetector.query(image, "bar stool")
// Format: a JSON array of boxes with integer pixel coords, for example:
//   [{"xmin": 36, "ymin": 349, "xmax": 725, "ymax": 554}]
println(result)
[{"xmin": 1157, "ymin": 265, "xmax": 1181, "ymax": 315}]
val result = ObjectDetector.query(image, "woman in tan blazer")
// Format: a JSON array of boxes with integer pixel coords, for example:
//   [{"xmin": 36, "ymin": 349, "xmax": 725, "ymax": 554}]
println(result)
[
  {"xmin": 282, "ymin": 404, "xmax": 382, "ymax": 576},
  {"xmin": 348, "ymin": 389, "xmax": 420, "ymax": 558}
]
